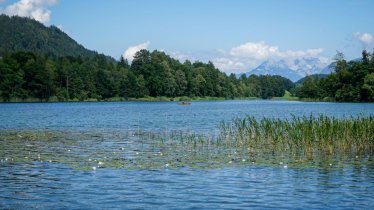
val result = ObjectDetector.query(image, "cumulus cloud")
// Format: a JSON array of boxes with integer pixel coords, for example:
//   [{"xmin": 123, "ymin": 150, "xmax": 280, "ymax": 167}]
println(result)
[
  {"xmin": 122, "ymin": 41, "xmax": 150, "ymax": 62},
  {"xmin": 169, "ymin": 51, "xmax": 194, "ymax": 62},
  {"xmin": 209, "ymin": 41, "xmax": 329, "ymax": 74},
  {"xmin": 230, "ymin": 41, "xmax": 280, "ymax": 60},
  {"xmin": 354, "ymin": 32, "xmax": 374, "ymax": 49},
  {"xmin": 229, "ymin": 41, "xmax": 324, "ymax": 60},
  {"xmin": 0, "ymin": 0, "xmax": 57, "ymax": 24},
  {"xmin": 166, "ymin": 41, "xmax": 329, "ymax": 74},
  {"xmin": 213, "ymin": 58, "xmax": 246, "ymax": 73}
]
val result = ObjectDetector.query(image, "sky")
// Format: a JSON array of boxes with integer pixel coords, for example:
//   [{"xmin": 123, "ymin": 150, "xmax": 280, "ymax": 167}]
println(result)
[{"xmin": 1, "ymin": 0, "xmax": 374, "ymax": 74}]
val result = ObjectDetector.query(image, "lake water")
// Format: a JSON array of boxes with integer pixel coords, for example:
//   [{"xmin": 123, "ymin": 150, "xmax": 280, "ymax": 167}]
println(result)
[
  {"xmin": 1, "ymin": 100, "xmax": 374, "ymax": 209},
  {"xmin": 1, "ymin": 100, "xmax": 374, "ymax": 132}
]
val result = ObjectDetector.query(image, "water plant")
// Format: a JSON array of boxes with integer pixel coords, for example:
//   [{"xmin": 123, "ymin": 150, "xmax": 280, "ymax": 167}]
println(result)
[
  {"xmin": 0, "ymin": 115, "xmax": 372, "ymax": 170},
  {"xmin": 218, "ymin": 115, "xmax": 374, "ymax": 156}
]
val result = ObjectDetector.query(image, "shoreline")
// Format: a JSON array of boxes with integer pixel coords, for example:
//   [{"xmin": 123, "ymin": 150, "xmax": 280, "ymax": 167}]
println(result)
[
  {"xmin": 0, "ymin": 98, "xmax": 366, "ymax": 104},
  {"xmin": 0, "ymin": 96, "xmax": 260, "ymax": 103},
  {"xmin": 0, "ymin": 96, "xmax": 348, "ymax": 103}
]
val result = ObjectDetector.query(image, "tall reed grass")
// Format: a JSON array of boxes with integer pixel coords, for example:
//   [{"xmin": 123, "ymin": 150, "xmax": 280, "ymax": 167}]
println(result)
[
  {"xmin": 218, "ymin": 115, "xmax": 374, "ymax": 155},
  {"xmin": 1, "ymin": 115, "xmax": 372, "ymax": 169}
]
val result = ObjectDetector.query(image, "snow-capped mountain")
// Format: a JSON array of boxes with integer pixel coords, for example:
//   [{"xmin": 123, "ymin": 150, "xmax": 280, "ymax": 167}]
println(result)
[
  {"xmin": 320, "ymin": 65, "xmax": 334, "ymax": 75},
  {"xmin": 247, "ymin": 59, "xmax": 301, "ymax": 82},
  {"xmin": 246, "ymin": 57, "xmax": 330, "ymax": 82}
]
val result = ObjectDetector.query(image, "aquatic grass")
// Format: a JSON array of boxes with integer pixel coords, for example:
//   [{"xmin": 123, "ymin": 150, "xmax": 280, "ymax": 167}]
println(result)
[
  {"xmin": 0, "ymin": 115, "xmax": 373, "ymax": 170},
  {"xmin": 218, "ymin": 115, "xmax": 374, "ymax": 156}
]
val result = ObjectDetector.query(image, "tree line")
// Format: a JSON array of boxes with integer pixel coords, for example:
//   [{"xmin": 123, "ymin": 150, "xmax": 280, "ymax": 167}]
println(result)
[
  {"xmin": 294, "ymin": 50, "xmax": 374, "ymax": 102},
  {"xmin": 0, "ymin": 50, "xmax": 294, "ymax": 102},
  {"xmin": 1, "ymin": 15, "xmax": 373, "ymax": 102}
]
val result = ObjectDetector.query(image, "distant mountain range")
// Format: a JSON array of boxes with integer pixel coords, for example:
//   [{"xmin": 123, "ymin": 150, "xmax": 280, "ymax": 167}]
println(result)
[{"xmin": 244, "ymin": 57, "xmax": 334, "ymax": 82}]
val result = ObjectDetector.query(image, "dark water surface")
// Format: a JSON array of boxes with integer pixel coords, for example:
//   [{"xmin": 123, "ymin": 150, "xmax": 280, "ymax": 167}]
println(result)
[{"xmin": 1, "ymin": 100, "xmax": 373, "ymax": 209}]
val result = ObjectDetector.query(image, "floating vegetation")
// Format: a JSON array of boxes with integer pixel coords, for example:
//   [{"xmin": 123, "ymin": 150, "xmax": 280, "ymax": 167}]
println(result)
[{"xmin": 0, "ymin": 115, "xmax": 373, "ymax": 170}]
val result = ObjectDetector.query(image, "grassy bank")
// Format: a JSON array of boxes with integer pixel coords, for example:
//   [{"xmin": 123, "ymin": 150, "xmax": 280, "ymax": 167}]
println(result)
[
  {"xmin": 273, "ymin": 91, "xmax": 336, "ymax": 102},
  {"xmin": 273, "ymin": 91, "xmax": 299, "ymax": 101}
]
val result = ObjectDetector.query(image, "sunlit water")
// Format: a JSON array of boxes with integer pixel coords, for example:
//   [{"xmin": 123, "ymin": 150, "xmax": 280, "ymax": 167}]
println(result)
[
  {"xmin": 1, "ymin": 100, "xmax": 374, "ymax": 209},
  {"xmin": 1, "ymin": 100, "xmax": 374, "ymax": 132}
]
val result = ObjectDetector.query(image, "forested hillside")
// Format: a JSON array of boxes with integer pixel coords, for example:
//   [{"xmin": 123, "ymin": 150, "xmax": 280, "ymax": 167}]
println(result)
[
  {"xmin": 0, "ymin": 15, "xmax": 100, "ymax": 58},
  {"xmin": 294, "ymin": 51, "xmax": 374, "ymax": 102}
]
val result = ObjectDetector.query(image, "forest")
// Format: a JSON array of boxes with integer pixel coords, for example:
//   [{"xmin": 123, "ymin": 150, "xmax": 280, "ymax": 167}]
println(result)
[
  {"xmin": 0, "ymin": 15, "xmax": 101, "ymax": 59},
  {"xmin": 294, "ymin": 50, "xmax": 374, "ymax": 102},
  {"xmin": 1, "ymin": 49, "xmax": 373, "ymax": 103},
  {"xmin": 1, "ymin": 15, "xmax": 373, "ymax": 102},
  {"xmin": 0, "ymin": 50, "xmax": 294, "ymax": 102},
  {"xmin": 0, "ymin": 15, "xmax": 296, "ymax": 102}
]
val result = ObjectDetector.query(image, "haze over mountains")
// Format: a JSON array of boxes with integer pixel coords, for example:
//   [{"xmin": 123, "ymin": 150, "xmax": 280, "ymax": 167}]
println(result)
[{"xmin": 243, "ymin": 57, "xmax": 333, "ymax": 82}]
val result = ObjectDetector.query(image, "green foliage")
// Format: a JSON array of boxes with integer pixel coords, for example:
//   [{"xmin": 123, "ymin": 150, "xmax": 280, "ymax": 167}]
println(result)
[
  {"xmin": 362, "ymin": 73, "xmax": 374, "ymax": 101},
  {"xmin": 0, "ymin": 50, "xmax": 295, "ymax": 102},
  {"xmin": 239, "ymin": 74, "xmax": 294, "ymax": 99},
  {"xmin": 294, "ymin": 76, "xmax": 320, "ymax": 98},
  {"xmin": 219, "ymin": 115, "xmax": 374, "ymax": 155},
  {"xmin": 295, "ymin": 50, "xmax": 374, "ymax": 102},
  {"xmin": 0, "ymin": 15, "xmax": 295, "ymax": 102},
  {"xmin": 0, "ymin": 15, "xmax": 111, "ymax": 59},
  {"xmin": 2, "ymin": 115, "xmax": 372, "ymax": 170}
]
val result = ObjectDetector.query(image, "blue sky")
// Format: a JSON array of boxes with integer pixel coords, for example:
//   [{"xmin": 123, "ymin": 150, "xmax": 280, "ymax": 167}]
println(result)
[{"xmin": 1, "ymin": 0, "xmax": 374, "ymax": 73}]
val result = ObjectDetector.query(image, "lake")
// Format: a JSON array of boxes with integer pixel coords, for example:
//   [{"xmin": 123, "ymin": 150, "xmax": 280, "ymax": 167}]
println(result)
[{"xmin": 1, "ymin": 100, "xmax": 374, "ymax": 209}]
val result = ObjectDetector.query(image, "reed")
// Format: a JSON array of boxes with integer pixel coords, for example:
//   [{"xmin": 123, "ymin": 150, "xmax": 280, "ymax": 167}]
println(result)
[
  {"xmin": 218, "ymin": 115, "xmax": 374, "ymax": 155},
  {"xmin": 0, "ymin": 115, "xmax": 372, "ymax": 170}
]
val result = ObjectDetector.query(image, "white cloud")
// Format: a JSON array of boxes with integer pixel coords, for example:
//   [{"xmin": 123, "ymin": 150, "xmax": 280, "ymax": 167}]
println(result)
[
  {"xmin": 229, "ymin": 41, "xmax": 324, "ymax": 61},
  {"xmin": 230, "ymin": 41, "xmax": 280, "ymax": 60},
  {"xmin": 122, "ymin": 41, "xmax": 150, "ymax": 62},
  {"xmin": 354, "ymin": 32, "xmax": 374, "ymax": 49},
  {"xmin": 280, "ymin": 48, "xmax": 324, "ymax": 59},
  {"xmin": 166, "ymin": 41, "xmax": 329, "ymax": 74},
  {"xmin": 213, "ymin": 58, "xmax": 246, "ymax": 74},
  {"xmin": 211, "ymin": 41, "xmax": 329, "ymax": 73},
  {"xmin": 169, "ymin": 51, "xmax": 193, "ymax": 62},
  {"xmin": 56, "ymin": 24, "xmax": 63, "ymax": 30},
  {"xmin": 0, "ymin": 0, "xmax": 57, "ymax": 24},
  {"xmin": 55, "ymin": 24, "xmax": 70, "ymax": 35}
]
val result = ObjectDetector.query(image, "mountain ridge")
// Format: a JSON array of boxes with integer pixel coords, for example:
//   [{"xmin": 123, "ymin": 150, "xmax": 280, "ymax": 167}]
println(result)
[
  {"xmin": 244, "ymin": 57, "xmax": 332, "ymax": 82},
  {"xmin": 0, "ymin": 15, "xmax": 113, "ymax": 60}
]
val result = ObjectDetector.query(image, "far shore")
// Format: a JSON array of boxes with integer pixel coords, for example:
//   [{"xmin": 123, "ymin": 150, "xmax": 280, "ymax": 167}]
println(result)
[
  {"xmin": 0, "ymin": 95, "xmax": 342, "ymax": 103},
  {"xmin": 0, "ymin": 96, "xmax": 256, "ymax": 103}
]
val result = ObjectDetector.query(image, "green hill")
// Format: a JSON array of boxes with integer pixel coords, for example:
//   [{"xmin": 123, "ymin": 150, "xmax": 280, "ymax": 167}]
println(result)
[
  {"xmin": 295, "ymin": 74, "xmax": 328, "ymax": 85},
  {"xmin": 0, "ymin": 15, "xmax": 101, "ymax": 58}
]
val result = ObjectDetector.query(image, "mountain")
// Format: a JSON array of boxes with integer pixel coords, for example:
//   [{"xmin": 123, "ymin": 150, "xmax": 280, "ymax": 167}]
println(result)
[
  {"xmin": 247, "ymin": 59, "xmax": 302, "ymax": 82},
  {"xmin": 295, "ymin": 74, "xmax": 329, "ymax": 85},
  {"xmin": 246, "ymin": 57, "xmax": 330, "ymax": 82},
  {"xmin": 320, "ymin": 65, "xmax": 334, "ymax": 74},
  {"xmin": 0, "ymin": 15, "xmax": 108, "ymax": 59}
]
